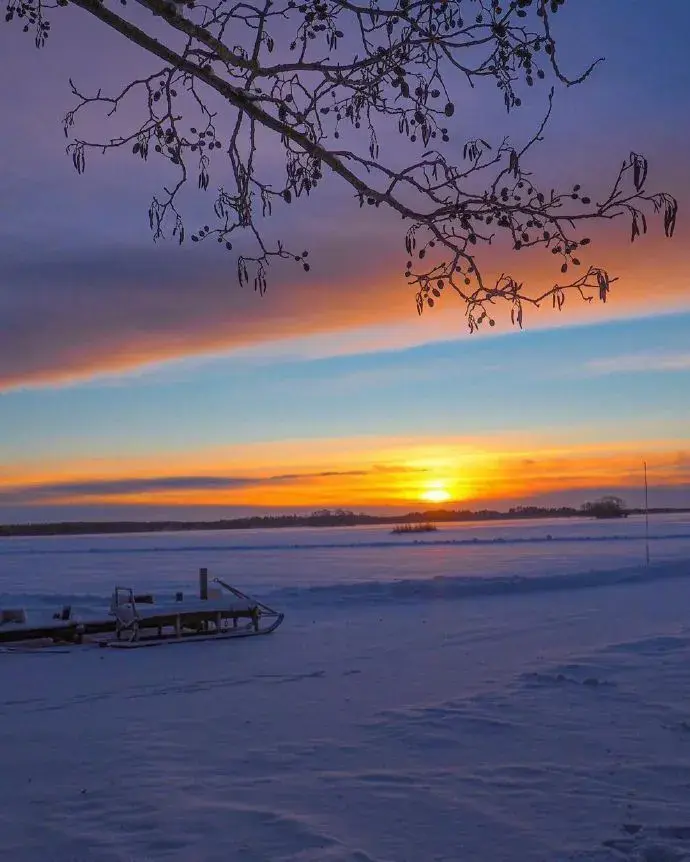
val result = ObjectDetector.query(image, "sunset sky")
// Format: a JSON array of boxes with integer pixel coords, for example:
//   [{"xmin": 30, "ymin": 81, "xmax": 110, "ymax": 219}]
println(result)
[{"xmin": 1, "ymin": 0, "xmax": 689, "ymax": 522}]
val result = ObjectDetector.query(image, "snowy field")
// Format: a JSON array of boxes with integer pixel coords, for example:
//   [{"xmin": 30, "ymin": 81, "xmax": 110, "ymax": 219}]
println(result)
[{"xmin": 2, "ymin": 514, "xmax": 690, "ymax": 862}]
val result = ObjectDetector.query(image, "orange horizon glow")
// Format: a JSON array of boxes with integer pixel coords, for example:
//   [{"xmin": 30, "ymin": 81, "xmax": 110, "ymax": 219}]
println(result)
[{"xmin": 2, "ymin": 434, "xmax": 687, "ymax": 512}]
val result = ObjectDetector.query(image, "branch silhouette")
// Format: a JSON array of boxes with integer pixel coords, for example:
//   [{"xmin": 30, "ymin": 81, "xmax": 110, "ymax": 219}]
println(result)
[{"xmin": 4, "ymin": 0, "xmax": 678, "ymax": 327}]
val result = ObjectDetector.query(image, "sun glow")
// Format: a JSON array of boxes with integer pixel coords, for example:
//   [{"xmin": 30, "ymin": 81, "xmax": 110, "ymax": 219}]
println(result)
[{"xmin": 419, "ymin": 481, "xmax": 452, "ymax": 504}]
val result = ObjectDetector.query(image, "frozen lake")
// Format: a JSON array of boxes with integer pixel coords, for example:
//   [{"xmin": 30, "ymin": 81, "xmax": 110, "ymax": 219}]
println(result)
[
  {"xmin": 2, "ymin": 513, "xmax": 690, "ymax": 862},
  {"xmin": 1, "ymin": 513, "xmax": 689, "ymax": 608}
]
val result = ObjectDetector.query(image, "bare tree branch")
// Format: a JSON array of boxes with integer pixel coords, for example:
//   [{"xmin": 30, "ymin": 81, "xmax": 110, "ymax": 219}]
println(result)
[{"xmin": 3, "ymin": 0, "xmax": 678, "ymax": 325}]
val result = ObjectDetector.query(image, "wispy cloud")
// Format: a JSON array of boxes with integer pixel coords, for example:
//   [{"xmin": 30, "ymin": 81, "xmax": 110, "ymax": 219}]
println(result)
[
  {"xmin": 0, "ymin": 469, "xmax": 377, "ymax": 505},
  {"xmin": 584, "ymin": 352, "xmax": 690, "ymax": 376}
]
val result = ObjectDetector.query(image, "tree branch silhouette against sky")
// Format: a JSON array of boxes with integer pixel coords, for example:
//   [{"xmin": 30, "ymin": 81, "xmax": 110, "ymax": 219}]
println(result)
[{"xmin": 2, "ymin": 0, "xmax": 678, "ymax": 327}]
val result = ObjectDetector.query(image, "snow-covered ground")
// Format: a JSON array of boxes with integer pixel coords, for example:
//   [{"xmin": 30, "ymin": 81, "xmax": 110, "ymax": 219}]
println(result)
[{"xmin": 2, "ymin": 514, "xmax": 690, "ymax": 861}]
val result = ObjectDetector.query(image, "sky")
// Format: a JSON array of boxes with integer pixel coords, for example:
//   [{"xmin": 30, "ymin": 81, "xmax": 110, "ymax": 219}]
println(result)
[{"xmin": 0, "ymin": 0, "xmax": 689, "ymax": 522}]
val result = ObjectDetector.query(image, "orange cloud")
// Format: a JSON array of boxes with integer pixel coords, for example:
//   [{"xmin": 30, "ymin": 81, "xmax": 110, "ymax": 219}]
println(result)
[{"xmin": 2, "ymin": 207, "xmax": 688, "ymax": 392}]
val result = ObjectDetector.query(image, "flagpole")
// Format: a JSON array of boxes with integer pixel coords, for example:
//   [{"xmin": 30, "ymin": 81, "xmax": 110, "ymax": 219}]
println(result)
[{"xmin": 644, "ymin": 460, "xmax": 650, "ymax": 566}]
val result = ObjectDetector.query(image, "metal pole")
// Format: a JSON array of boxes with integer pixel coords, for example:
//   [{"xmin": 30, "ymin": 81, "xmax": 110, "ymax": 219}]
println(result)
[
  {"xmin": 644, "ymin": 461, "xmax": 650, "ymax": 566},
  {"xmin": 199, "ymin": 567, "xmax": 208, "ymax": 600}
]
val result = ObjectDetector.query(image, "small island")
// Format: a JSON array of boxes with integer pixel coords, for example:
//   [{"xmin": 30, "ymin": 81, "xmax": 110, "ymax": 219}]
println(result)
[
  {"xmin": 580, "ymin": 496, "xmax": 629, "ymax": 519},
  {"xmin": 390, "ymin": 523, "xmax": 438, "ymax": 535}
]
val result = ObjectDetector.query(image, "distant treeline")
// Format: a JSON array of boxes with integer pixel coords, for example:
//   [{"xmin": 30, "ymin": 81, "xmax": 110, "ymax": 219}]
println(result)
[{"xmin": 1, "ymin": 505, "xmax": 688, "ymax": 538}]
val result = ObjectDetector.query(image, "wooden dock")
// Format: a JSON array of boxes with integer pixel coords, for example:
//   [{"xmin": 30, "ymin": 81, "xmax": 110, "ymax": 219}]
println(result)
[{"xmin": 0, "ymin": 571, "xmax": 284, "ymax": 648}]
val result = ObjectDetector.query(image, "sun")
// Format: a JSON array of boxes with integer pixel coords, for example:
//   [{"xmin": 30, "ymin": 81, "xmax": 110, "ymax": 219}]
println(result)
[
  {"xmin": 421, "ymin": 488, "xmax": 451, "ymax": 504},
  {"xmin": 419, "ymin": 481, "xmax": 452, "ymax": 504}
]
